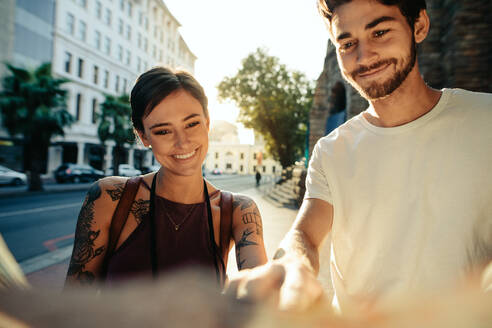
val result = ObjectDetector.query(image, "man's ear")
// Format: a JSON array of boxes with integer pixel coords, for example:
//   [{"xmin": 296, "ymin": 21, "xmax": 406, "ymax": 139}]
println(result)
[{"xmin": 414, "ymin": 9, "xmax": 430, "ymax": 44}]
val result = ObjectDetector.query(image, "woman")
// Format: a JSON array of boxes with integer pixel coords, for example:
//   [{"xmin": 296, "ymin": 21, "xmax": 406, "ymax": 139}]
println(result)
[{"xmin": 65, "ymin": 67, "xmax": 267, "ymax": 287}]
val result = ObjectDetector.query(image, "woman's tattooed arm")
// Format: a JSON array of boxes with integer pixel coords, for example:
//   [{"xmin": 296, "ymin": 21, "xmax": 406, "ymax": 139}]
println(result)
[
  {"xmin": 66, "ymin": 182, "xmax": 105, "ymax": 285},
  {"xmin": 232, "ymin": 195, "xmax": 267, "ymax": 270}
]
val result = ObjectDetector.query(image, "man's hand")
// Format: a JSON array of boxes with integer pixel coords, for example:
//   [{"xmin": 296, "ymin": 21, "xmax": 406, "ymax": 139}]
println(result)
[{"xmin": 225, "ymin": 255, "xmax": 324, "ymax": 311}]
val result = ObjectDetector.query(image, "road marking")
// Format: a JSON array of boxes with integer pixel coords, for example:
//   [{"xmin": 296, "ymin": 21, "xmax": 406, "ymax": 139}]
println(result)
[
  {"xmin": 20, "ymin": 245, "xmax": 73, "ymax": 275},
  {"xmin": 43, "ymin": 233, "xmax": 75, "ymax": 251},
  {"xmin": 0, "ymin": 202, "xmax": 81, "ymax": 218}
]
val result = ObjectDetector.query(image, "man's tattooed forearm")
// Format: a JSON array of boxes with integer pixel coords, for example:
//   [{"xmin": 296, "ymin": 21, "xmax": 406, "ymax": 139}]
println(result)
[
  {"xmin": 233, "ymin": 195, "xmax": 254, "ymax": 211},
  {"xmin": 235, "ymin": 228, "xmax": 258, "ymax": 270},
  {"xmin": 130, "ymin": 199, "xmax": 150, "ymax": 224},
  {"xmin": 105, "ymin": 183, "xmax": 125, "ymax": 201},
  {"xmin": 66, "ymin": 182, "xmax": 105, "ymax": 284},
  {"xmin": 241, "ymin": 210, "xmax": 263, "ymax": 236}
]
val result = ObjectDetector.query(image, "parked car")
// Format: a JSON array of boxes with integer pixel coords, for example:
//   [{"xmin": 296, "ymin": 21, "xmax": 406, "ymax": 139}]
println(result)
[
  {"xmin": 106, "ymin": 164, "xmax": 142, "ymax": 177},
  {"xmin": 0, "ymin": 165, "xmax": 27, "ymax": 186},
  {"xmin": 54, "ymin": 163, "xmax": 105, "ymax": 183},
  {"xmin": 211, "ymin": 169, "xmax": 222, "ymax": 175}
]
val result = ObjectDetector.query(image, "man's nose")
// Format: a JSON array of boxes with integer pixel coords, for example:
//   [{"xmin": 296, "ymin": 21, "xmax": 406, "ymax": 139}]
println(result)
[{"xmin": 356, "ymin": 41, "xmax": 378, "ymax": 66}]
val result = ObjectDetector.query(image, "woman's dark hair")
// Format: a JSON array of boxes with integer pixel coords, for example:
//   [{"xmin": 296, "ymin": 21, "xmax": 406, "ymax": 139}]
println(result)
[
  {"xmin": 130, "ymin": 67, "xmax": 209, "ymax": 132},
  {"xmin": 317, "ymin": 0, "xmax": 427, "ymax": 30}
]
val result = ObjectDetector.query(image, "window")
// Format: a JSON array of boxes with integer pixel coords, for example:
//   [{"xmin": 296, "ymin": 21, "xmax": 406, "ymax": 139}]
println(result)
[
  {"xmin": 272, "ymin": 166, "xmax": 276, "ymax": 173},
  {"xmin": 115, "ymin": 75, "xmax": 120, "ymax": 92},
  {"xmin": 123, "ymin": 78, "xmax": 127, "ymax": 93},
  {"xmin": 214, "ymin": 164, "xmax": 218, "ymax": 169},
  {"xmin": 262, "ymin": 166, "xmax": 266, "ymax": 173},
  {"xmin": 64, "ymin": 52, "xmax": 72, "ymax": 73},
  {"xmin": 144, "ymin": 17, "xmax": 148, "ymax": 30},
  {"xmin": 94, "ymin": 30, "xmax": 101, "ymax": 49},
  {"xmin": 126, "ymin": 50, "xmax": 131, "ymax": 65},
  {"xmin": 75, "ymin": 93, "xmax": 82, "ymax": 121},
  {"xmin": 95, "ymin": 1, "xmax": 102, "ymax": 18},
  {"xmin": 253, "ymin": 153, "xmax": 257, "ymax": 160},
  {"xmin": 240, "ymin": 153, "xmax": 244, "ymax": 159},
  {"xmin": 137, "ymin": 57, "xmax": 141, "ymax": 72},
  {"xmin": 77, "ymin": 0, "xmax": 87, "ymax": 8},
  {"xmin": 103, "ymin": 70, "xmax": 109, "ymax": 88},
  {"xmin": 119, "ymin": 0, "xmax": 125, "ymax": 11},
  {"xmin": 152, "ymin": 45, "xmax": 156, "ymax": 58},
  {"xmin": 153, "ymin": 25, "xmax": 158, "ymax": 38},
  {"xmin": 138, "ymin": 11, "xmax": 143, "ymax": 26},
  {"xmin": 78, "ymin": 20, "xmax": 86, "ymax": 41},
  {"xmin": 127, "ymin": 2, "xmax": 132, "ymax": 17},
  {"xmin": 215, "ymin": 152, "xmax": 219, "ymax": 159},
  {"xmin": 118, "ymin": 18, "xmax": 124, "ymax": 35},
  {"xmin": 226, "ymin": 163, "xmax": 232, "ymax": 169},
  {"xmin": 137, "ymin": 33, "xmax": 142, "ymax": 48},
  {"xmin": 66, "ymin": 13, "xmax": 75, "ymax": 35},
  {"xmin": 240, "ymin": 165, "xmax": 244, "ymax": 172},
  {"xmin": 253, "ymin": 165, "xmax": 256, "ymax": 172},
  {"xmin": 118, "ymin": 45, "xmax": 123, "ymax": 61},
  {"xmin": 93, "ymin": 65, "xmax": 99, "ymax": 84},
  {"xmin": 159, "ymin": 49, "xmax": 163, "ymax": 62},
  {"xmin": 144, "ymin": 38, "xmax": 148, "ymax": 52},
  {"xmin": 92, "ymin": 98, "xmax": 98, "ymax": 124},
  {"xmin": 126, "ymin": 25, "xmax": 131, "ymax": 40},
  {"xmin": 104, "ymin": 36, "xmax": 111, "ymax": 54},
  {"xmin": 77, "ymin": 58, "xmax": 84, "ymax": 78},
  {"xmin": 104, "ymin": 8, "xmax": 111, "ymax": 26}
]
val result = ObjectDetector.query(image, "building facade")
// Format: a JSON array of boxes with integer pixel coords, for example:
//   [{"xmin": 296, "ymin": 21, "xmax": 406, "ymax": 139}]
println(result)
[
  {"xmin": 0, "ymin": 0, "xmax": 196, "ymax": 175},
  {"xmin": 309, "ymin": 0, "xmax": 492, "ymax": 154}
]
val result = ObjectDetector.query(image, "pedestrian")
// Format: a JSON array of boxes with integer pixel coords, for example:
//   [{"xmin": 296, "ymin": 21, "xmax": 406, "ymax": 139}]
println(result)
[
  {"xmin": 226, "ymin": 0, "xmax": 492, "ymax": 313},
  {"xmin": 255, "ymin": 171, "xmax": 261, "ymax": 187},
  {"xmin": 65, "ymin": 67, "xmax": 267, "ymax": 287}
]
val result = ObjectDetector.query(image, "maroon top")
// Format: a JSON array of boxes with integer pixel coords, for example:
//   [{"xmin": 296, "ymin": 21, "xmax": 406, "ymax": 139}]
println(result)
[{"xmin": 105, "ymin": 192, "xmax": 221, "ymax": 284}]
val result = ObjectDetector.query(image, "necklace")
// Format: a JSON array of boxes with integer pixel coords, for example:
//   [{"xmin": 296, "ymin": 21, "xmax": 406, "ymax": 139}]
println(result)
[{"xmin": 164, "ymin": 204, "xmax": 196, "ymax": 231}]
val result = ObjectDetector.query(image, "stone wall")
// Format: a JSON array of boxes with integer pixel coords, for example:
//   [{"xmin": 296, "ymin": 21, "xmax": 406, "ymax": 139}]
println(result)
[{"xmin": 309, "ymin": 0, "xmax": 492, "ymax": 154}]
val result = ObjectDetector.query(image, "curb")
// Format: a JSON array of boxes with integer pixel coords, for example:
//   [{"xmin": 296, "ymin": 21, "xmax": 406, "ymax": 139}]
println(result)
[{"xmin": 20, "ymin": 245, "xmax": 73, "ymax": 275}]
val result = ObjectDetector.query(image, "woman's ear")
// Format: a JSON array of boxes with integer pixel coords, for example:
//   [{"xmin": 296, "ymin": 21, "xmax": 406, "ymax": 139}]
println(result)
[
  {"xmin": 136, "ymin": 128, "xmax": 151, "ymax": 148},
  {"xmin": 414, "ymin": 9, "xmax": 430, "ymax": 44}
]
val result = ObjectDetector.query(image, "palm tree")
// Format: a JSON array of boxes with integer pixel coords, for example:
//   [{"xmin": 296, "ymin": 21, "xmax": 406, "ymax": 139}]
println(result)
[
  {"xmin": 0, "ymin": 63, "xmax": 73, "ymax": 191},
  {"xmin": 97, "ymin": 94, "xmax": 135, "ymax": 176}
]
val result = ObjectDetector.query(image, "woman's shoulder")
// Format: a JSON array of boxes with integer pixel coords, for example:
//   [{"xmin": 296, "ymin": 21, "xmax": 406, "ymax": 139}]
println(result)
[{"xmin": 230, "ymin": 193, "xmax": 257, "ymax": 213}]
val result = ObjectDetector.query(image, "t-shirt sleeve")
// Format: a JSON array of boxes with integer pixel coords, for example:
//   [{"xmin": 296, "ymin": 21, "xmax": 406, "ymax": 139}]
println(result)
[{"xmin": 304, "ymin": 141, "xmax": 333, "ymax": 204}]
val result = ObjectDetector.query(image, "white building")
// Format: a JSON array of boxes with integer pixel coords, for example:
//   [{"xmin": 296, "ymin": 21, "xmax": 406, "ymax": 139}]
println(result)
[
  {"xmin": 0, "ymin": 0, "xmax": 196, "ymax": 175},
  {"xmin": 204, "ymin": 128, "xmax": 282, "ymax": 176}
]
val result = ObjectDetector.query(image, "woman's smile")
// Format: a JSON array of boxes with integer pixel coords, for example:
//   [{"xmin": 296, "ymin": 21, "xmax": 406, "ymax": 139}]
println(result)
[{"xmin": 172, "ymin": 149, "xmax": 197, "ymax": 160}]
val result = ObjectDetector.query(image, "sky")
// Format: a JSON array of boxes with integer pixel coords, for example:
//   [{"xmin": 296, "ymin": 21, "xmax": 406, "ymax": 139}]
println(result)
[{"xmin": 163, "ymin": 0, "xmax": 330, "ymax": 143}]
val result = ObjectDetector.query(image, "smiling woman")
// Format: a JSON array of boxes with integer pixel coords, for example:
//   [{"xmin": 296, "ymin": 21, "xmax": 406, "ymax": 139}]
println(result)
[{"xmin": 65, "ymin": 67, "xmax": 267, "ymax": 289}]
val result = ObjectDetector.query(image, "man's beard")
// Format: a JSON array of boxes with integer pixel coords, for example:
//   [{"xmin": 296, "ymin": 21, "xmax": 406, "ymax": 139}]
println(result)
[{"xmin": 345, "ymin": 40, "xmax": 417, "ymax": 100}]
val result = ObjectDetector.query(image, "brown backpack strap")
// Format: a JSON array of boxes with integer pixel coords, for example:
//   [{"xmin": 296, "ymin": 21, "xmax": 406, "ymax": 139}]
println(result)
[
  {"xmin": 219, "ymin": 191, "xmax": 234, "ymax": 276},
  {"xmin": 101, "ymin": 176, "xmax": 142, "ymax": 278}
]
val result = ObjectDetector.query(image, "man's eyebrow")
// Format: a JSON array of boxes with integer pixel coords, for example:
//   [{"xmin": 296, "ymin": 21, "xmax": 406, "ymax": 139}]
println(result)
[
  {"xmin": 149, "ymin": 113, "xmax": 201, "ymax": 130},
  {"xmin": 336, "ymin": 16, "xmax": 396, "ymax": 42},
  {"xmin": 365, "ymin": 16, "xmax": 396, "ymax": 29}
]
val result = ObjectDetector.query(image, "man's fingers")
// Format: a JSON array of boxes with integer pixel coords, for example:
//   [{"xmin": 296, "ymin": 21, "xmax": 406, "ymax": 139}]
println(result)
[{"xmin": 278, "ymin": 266, "xmax": 324, "ymax": 311}]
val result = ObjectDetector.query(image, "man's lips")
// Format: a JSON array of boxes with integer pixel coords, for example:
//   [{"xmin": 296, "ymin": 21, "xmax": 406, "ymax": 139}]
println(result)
[{"xmin": 358, "ymin": 62, "xmax": 391, "ymax": 78}]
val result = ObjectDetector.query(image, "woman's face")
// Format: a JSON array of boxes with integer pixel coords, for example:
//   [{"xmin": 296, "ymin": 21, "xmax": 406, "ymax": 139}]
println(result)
[{"xmin": 138, "ymin": 90, "xmax": 210, "ymax": 178}]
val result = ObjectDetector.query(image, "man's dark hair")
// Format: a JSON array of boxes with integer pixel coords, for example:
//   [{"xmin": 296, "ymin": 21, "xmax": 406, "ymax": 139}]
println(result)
[
  {"xmin": 130, "ymin": 66, "xmax": 209, "ymax": 132},
  {"xmin": 317, "ymin": 0, "xmax": 427, "ymax": 30}
]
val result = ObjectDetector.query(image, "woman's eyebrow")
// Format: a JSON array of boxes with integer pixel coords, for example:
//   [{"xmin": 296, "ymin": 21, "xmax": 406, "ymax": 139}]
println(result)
[{"xmin": 149, "ymin": 114, "xmax": 201, "ymax": 130}]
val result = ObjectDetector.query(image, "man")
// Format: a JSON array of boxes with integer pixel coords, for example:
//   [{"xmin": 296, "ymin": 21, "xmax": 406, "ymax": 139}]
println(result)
[{"xmin": 227, "ymin": 0, "xmax": 492, "ymax": 313}]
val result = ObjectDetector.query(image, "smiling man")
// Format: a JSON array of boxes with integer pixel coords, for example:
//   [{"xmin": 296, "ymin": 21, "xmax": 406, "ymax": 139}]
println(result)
[{"xmin": 226, "ymin": 0, "xmax": 492, "ymax": 313}]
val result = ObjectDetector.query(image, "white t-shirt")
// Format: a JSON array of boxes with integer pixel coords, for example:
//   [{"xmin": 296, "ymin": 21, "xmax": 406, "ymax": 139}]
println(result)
[{"xmin": 305, "ymin": 88, "xmax": 492, "ymax": 312}]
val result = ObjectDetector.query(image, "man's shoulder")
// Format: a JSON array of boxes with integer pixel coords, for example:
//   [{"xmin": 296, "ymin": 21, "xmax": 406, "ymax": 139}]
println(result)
[
  {"xmin": 316, "ymin": 113, "xmax": 365, "ymax": 148},
  {"xmin": 446, "ymin": 88, "xmax": 492, "ymax": 110}
]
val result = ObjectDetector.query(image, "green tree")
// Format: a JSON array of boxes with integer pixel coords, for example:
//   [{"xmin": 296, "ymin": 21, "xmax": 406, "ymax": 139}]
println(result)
[
  {"xmin": 0, "ymin": 63, "xmax": 73, "ymax": 191},
  {"xmin": 217, "ymin": 48, "xmax": 313, "ymax": 168},
  {"xmin": 97, "ymin": 94, "xmax": 135, "ymax": 176}
]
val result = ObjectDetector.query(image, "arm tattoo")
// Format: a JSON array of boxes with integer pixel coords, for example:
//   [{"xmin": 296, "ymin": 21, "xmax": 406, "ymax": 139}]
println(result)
[
  {"xmin": 130, "ymin": 199, "xmax": 150, "ymax": 224},
  {"xmin": 235, "ymin": 228, "xmax": 258, "ymax": 270},
  {"xmin": 105, "ymin": 183, "xmax": 125, "ymax": 201},
  {"xmin": 241, "ymin": 209, "xmax": 263, "ymax": 236},
  {"xmin": 233, "ymin": 195, "xmax": 254, "ymax": 211},
  {"xmin": 67, "ymin": 183, "xmax": 105, "ymax": 284}
]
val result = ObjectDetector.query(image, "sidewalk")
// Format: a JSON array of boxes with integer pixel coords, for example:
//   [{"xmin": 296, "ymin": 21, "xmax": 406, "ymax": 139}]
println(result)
[{"xmin": 23, "ymin": 186, "xmax": 333, "ymax": 297}]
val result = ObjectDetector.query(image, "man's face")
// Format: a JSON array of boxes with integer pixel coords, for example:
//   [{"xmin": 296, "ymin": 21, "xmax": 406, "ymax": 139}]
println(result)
[{"xmin": 329, "ymin": 0, "xmax": 417, "ymax": 100}]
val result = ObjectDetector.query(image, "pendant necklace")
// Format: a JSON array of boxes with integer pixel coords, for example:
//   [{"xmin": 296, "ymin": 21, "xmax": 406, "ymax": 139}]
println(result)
[{"xmin": 164, "ymin": 204, "xmax": 196, "ymax": 231}]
